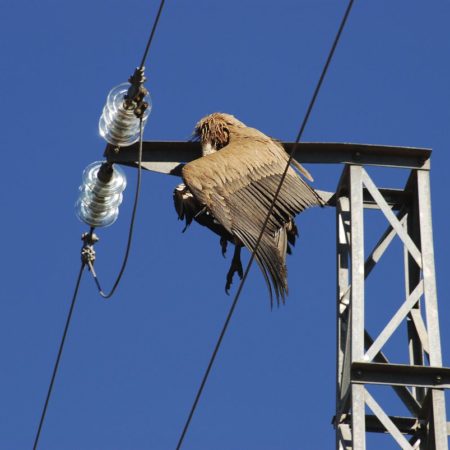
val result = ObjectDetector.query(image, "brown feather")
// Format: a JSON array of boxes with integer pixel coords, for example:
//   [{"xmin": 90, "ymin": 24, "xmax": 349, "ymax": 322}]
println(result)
[{"xmin": 179, "ymin": 113, "xmax": 323, "ymax": 304}]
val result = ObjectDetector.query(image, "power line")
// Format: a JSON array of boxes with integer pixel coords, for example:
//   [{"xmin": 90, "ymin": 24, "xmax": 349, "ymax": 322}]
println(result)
[
  {"xmin": 33, "ymin": 119, "xmax": 143, "ymax": 447},
  {"xmin": 175, "ymin": 1, "xmax": 355, "ymax": 448},
  {"xmin": 33, "ymin": 263, "xmax": 86, "ymax": 450},
  {"xmin": 140, "ymin": 0, "xmax": 166, "ymax": 69}
]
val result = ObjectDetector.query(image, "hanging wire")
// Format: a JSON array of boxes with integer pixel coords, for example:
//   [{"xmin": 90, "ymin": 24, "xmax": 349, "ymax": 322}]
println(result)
[
  {"xmin": 32, "ymin": 263, "xmax": 86, "ymax": 450},
  {"xmin": 175, "ymin": 1, "xmax": 355, "ymax": 448},
  {"xmin": 140, "ymin": 0, "xmax": 166, "ymax": 69},
  {"xmin": 88, "ymin": 119, "xmax": 144, "ymax": 298}
]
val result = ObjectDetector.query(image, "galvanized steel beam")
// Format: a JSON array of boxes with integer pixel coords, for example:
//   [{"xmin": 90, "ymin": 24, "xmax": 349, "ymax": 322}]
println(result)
[
  {"xmin": 104, "ymin": 141, "xmax": 431, "ymax": 173},
  {"xmin": 349, "ymin": 165, "xmax": 366, "ymax": 450},
  {"xmin": 334, "ymin": 158, "xmax": 449, "ymax": 450},
  {"xmin": 351, "ymin": 362, "xmax": 450, "ymax": 389}
]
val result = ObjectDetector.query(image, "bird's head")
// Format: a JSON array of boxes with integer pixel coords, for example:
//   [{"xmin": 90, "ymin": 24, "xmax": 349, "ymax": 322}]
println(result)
[{"xmin": 194, "ymin": 113, "xmax": 246, "ymax": 155}]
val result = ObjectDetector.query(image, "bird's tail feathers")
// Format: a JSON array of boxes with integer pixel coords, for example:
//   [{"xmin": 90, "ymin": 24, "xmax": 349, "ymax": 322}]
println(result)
[
  {"xmin": 291, "ymin": 159, "xmax": 314, "ymax": 182},
  {"xmin": 236, "ymin": 229, "xmax": 288, "ymax": 307}
]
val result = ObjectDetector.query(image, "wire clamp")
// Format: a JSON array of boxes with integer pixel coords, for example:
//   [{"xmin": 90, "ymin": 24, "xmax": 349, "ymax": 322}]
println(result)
[
  {"xmin": 81, "ymin": 231, "xmax": 99, "ymax": 266},
  {"xmin": 125, "ymin": 67, "xmax": 149, "ymax": 119}
]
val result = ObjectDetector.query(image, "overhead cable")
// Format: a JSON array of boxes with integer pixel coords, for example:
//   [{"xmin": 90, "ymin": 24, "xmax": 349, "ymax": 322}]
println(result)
[
  {"xmin": 140, "ymin": 0, "xmax": 166, "ymax": 69},
  {"xmin": 32, "ymin": 263, "xmax": 86, "ymax": 450},
  {"xmin": 175, "ymin": 1, "xmax": 355, "ymax": 448}
]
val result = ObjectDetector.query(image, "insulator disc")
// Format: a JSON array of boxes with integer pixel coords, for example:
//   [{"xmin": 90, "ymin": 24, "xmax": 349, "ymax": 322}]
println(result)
[
  {"xmin": 75, "ymin": 162, "xmax": 127, "ymax": 228},
  {"xmin": 99, "ymin": 83, "xmax": 151, "ymax": 147}
]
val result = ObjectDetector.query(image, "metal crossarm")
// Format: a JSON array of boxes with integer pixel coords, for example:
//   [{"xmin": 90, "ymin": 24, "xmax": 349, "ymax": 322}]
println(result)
[{"xmin": 104, "ymin": 141, "xmax": 431, "ymax": 173}]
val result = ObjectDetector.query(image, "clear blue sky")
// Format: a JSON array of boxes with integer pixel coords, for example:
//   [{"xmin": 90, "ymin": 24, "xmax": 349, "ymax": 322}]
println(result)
[{"xmin": 1, "ymin": 1, "xmax": 450, "ymax": 449}]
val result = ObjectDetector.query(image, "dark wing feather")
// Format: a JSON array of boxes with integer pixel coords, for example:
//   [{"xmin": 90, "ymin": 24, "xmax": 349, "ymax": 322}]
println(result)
[
  {"xmin": 182, "ymin": 132, "xmax": 322, "ymax": 303},
  {"xmin": 173, "ymin": 183, "xmax": 198, "ymax": 231}
]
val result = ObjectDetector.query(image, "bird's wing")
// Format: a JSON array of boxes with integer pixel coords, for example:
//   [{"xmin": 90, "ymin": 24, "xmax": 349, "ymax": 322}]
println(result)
[
  {"xmin": 173, "ymin": 183, "xmax": 198, "ymax": 231},
  {"xmin": 182, "ymin": 133, "xmax": 322, "ymax": 303}
]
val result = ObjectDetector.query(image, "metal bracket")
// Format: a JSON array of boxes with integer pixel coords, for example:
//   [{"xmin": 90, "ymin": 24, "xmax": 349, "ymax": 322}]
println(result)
[{"xmin": 351, "ymin": 362, "xmax": 450, "ymax": 389}]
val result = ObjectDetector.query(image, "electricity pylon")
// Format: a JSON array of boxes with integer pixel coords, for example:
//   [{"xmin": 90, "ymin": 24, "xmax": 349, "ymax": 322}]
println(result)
[{"xmin": 107, "ymin": 141, "xmax": 450, "ymax": 449}]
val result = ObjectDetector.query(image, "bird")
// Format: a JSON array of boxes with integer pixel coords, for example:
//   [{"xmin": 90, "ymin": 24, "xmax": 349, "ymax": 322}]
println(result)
[{"xmin": 173, "ymin": 113, "xmax": 324, "ymax": 306}]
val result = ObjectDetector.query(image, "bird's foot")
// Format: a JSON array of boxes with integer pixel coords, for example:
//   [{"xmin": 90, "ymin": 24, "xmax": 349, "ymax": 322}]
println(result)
[
  {"xmin": 220, "ymin": 237, "xmax": 228, "ymax": 257},
  {"xmin": 225, "ymin": 246, "xmax": 243, "ymax": 294}
]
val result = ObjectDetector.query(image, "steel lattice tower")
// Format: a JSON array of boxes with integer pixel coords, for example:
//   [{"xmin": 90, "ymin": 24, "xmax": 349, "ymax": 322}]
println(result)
[
  {"xmin": 107, "ymin": 141, "xmax": 450, "ymax": 449},
  {"xmin": 333, "ymin": 154, "xmax": 450, "ymax": 449}
]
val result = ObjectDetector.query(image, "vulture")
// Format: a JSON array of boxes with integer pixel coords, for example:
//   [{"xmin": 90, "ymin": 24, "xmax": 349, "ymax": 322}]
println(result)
[{"xmin": 173, "ymin": 113, "xmax": 324, "ymax": 306}]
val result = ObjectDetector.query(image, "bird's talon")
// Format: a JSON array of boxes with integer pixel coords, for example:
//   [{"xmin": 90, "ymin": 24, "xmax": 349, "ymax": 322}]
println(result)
[
  {"xmin": 220, "ymin": 237, "xmax": 228, "ymax": 257},
  {"xmin": 224, "ymin": 245, "xmax": 243, "ymax": 294}
]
